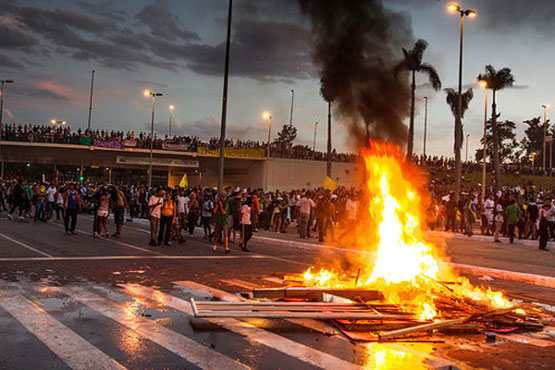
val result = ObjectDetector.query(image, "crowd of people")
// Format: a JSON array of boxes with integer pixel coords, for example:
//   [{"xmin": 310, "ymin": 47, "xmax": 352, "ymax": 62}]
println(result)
[
  {"xmin": 2, "ymin": 123, "xmax": 356, "ymax": 162},
  {"xmin": 1, "ymin": 175, "xmax": 553, "ymax": 252}
]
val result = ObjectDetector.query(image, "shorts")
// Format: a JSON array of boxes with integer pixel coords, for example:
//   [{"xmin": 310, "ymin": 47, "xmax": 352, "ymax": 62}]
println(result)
[
  {"xmin": 114, "ymin": 207, "xmax": 125, "ymax": 225},
  {"xmin": 97, "ymin": 210, "xmax": 108, "ymax": 217}
]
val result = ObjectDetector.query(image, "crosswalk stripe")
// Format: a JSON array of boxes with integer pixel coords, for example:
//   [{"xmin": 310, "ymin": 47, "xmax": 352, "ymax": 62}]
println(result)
[
  {"xmin": 0, "ymin": 232, "xmax": 52, "ymax": 257},
  {"xmin": 53, "ymin": 285, "xmax": 248, "ymax": 370},
  {"xmin": 0, "ymin": 290, "xmax": 126, "ymax": 370},
  {"xmin": 117, "ymin": 283, "xmax": 365, "ymax": 370}
]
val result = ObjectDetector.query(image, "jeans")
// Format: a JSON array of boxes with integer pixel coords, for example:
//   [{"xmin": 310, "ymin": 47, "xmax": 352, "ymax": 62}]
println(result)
[
  {"xmin": 508, "ymin": 223, "xmax": 516, "ymax": 243},
  {"xmin": 150, "ymin": 216, "xmax": 160, "ymax": 242},
  {"xmin": 64, "ymin": 208, "xmax": 78, "ymax": 232},
  {"xmin": 158, "ymin": 215, "xmax": 173, "ymax": 245},
  {"xmin": 299, "ymin": 213, "xmax": 310, "ymax": 238},
  {"xmin": 539, "ymin": 219, "xmax": 549, "ymax": 250},
  {"xmin": 35, "ymin": 200, "xmax": 46, "ymax": 221}
]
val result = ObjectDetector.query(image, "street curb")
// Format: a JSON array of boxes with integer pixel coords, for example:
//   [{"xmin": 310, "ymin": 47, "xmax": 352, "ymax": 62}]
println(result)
[
  {"xmin": 428, "ymin": 230, "xmax": 555, "ymax": 248},
  {"xmin": 250, "ymin": 235, "xmax": 555, "ymax": 289}
]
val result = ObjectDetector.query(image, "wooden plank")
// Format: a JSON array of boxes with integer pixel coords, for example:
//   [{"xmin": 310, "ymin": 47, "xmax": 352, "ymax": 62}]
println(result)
[
  {"xmin": 252, "ymin": 287, "xmax": 384, "ymax": 301},
  {"xmin": 379, "ymin": 317, "xmax": 470, "ymax": 340}
]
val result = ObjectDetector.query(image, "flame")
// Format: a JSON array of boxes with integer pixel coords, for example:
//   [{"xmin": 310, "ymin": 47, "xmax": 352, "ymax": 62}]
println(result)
[{"xmin": 301, "ymin": 141, "xmax": 512, "ymax": 319}]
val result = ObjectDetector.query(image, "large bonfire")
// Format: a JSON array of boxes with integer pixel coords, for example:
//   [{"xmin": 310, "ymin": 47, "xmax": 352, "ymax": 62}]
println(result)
[{"xmin": 302, "ymin": 141, "xmax": 513, "ymax": 321}]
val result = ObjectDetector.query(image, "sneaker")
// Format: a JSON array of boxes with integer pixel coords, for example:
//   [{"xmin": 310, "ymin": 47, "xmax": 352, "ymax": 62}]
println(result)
[
  {"xmin": 66, "ymin": 231, "xmax": 71, "ymax": 235},
  {"xmin": 71, "ymin": 231, "xmax": 78, "ymax": 235},
  {"xmin": 19, "ymin": 216, "xmax": 25, "ymax": 220},
  {"xmin": 7, "ymin": 214, "xmax": 13, "ymax": 220}
]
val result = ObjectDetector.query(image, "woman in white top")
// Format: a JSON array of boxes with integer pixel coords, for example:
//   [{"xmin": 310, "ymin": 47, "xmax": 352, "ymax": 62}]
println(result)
[
  {"xmin": 493, "ymin": 199, "xmax": 504, "ymax": 243},
  {"xmin": 239, "ymin": 197, "xmax": 253, "ymax": 252}
]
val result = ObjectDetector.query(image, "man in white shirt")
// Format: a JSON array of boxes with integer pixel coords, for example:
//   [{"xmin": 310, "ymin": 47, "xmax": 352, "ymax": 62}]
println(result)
[
  {"xmin": 483, "ymin": 195, "xmax": 495, "ymax": 236},
  {"xmin": 46, "ymin": 184, "xmax": 57, "ymax": 219},
  {"xmin": 296, "ymin": 191, "xmax": 315, "ymax": 239},
  {"xmin": 176, "ymin": 189, "xmax": 188, "ymax": 238},
  {"xmin": 148, "ymin": 188, "xmax": 164, "ymax": 246}
]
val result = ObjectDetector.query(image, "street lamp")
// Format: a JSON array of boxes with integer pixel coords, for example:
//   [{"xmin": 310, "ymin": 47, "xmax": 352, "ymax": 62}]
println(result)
[
  {"xmin": 448, "ymin": 2, "xmax": 477, "ymax": 202},
  {"xmin": 542, "ymin": 104, "xmax": 549, "ymax": 174},
  {"xmin": 263, "ymin": 111, "xmax": 272, "ymax": 158},
  {"xmin": 169, "ymin": 104, "xmax": 175, "ymax": 138},
  {"xmin": 50, "ymin": 119, "xmax": 67, "ymax": 128},
  {"xmin": 465, "ymin": 134, "xmax": 470, "ymax": 162},
  {"xmin": 480, "ymin": 80, "xmax": 488, "ymax": 203},
  {"xmin": 144, "ymin": 89, "xmax": 163, "ymax": 188},
  {"xmin": 313, "ymin": 121, "xmax": 318, "ymax": 152},
  {"xmin": 0, "ymin": 79, "xmax": 14, "ymax": 179},
  {"xmin": 423, "ymin": 97, "xmax": 428, "ymax": 157}
]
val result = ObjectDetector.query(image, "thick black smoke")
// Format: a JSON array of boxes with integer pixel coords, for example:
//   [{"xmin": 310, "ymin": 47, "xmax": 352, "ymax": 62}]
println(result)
[{"xmin": 298, "ymin": 0, "xmax": 413, "ymax": 148}]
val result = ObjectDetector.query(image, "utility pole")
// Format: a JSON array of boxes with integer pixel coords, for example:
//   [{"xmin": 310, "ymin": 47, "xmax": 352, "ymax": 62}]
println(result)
[
  {"xmin": 87, "ymin": 70, "xmax": 95, "ymax": 131},
  {"xmin": 423, "ymin": 97, "xmax": 428, "ymax": 157},
  {"xmin": 0, "ymin": 79, "xmax": 14, "ymax": 179},
  {"xmin": 289, "ymin": 89, "xmax": 294, "ymax": 127},
  {"xmin": 326, "ymin": 101, "xmax": 332, "ymax": 178},
  {"xmin": 313, "ymin": 122, "xmax": 318, "ymax": 152},
  {"xmin": 217, "ymin": 0, "xmax": 233, "ymax": 191}
]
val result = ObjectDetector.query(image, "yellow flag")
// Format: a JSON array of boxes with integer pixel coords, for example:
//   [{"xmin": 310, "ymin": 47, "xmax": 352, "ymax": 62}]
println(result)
[
  {"xmin": 179, "ymin": 173, "xmax": 188, "ymax": 188},
  {"xmin": 323, "ymin": 176, "xmax": 337, "ymax": 192}
]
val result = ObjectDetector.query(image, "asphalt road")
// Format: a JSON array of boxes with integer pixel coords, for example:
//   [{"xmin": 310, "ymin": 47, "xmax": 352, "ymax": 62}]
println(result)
[{"xmin": 0, "ymin": 214, "xmax": 554, "ymax": 370}]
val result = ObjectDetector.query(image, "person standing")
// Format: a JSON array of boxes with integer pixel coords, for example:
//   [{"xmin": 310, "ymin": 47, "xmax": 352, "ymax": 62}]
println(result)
[
  {"xmin": 34, "ymin": 183, "xmax": 47, "ymax": 222},
  {"xmin": 201, "ymin": 193, "xmax": 214, "ymax": 239},
  {"xmin": 505, "ymin": 198, "xmax": 522, "ymax": 244},
  {"xmin": 46, "ymin": 183, "xmax": 57, "ymax": 219},
  {"xmin": 8, "ymin": 179, "xmax": 26, "ymax": 220},
  {"xmin": 212, "ymin": 193, "xmax": 230, "ymax": 253},
  {"xmin": 63, "ymin": 183, "xmax": 81, "ymax": 235},
  {"xmin": 539, "ymin": 202, "xmax": 550, "ymax": 251},
  {"xmin": 148, "ymin": 188, "xmax": 164, "ymax": 246},
  {"xmin": 96, "ymin": 188, "xmax": 109, "ymax": 237},
  {"xmin": 158, "ymin": 191, "xmax": 176, "ymax": 246},
  {"xmin": 493, "ymin": 199, "xmax": 504, "ymax": 243},
  {"xmin": 239, "ymin": 197, "xmax": 253, "ymax": 251},
  {"xmin": 187, "ymin": 190, "xmax": 199, "ymax": 235},
  {"xmin": 526, "ymin": 198, "xmax": 539, "ymax": 239},
  {"xmin": 111, "ymin": 185, "xmax": 128, "ymax": 238},
  {"xmin": 484, "ymin": 195, "xmax": 495, "ymax": 235},
  {"xmin": 176, "ymin": 188, "xmax": 188, "ymax": 239},
  {"xmin": 297, "ymin": 191, "xmax": 315, "ymax": 239}
]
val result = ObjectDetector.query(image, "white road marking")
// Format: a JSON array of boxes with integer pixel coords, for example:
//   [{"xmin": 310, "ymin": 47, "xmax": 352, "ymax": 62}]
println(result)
[
  {"xmin": 117, "ymin": 283, "xmax": 364, "ymax": 370},
  {"xmin": 0, "ymin": 232, "xmax": 52, "ymax": 257},
  {"xmin": 55, "ymin": 285, "xmax": 248, "ymax": 370},
  {"xmin": 0, "ymin": 290, "xmax": 126, "ymax": 370},
  {"xmin": 0, "ymin": 255, "xmax": 272, "ymax": 262}
]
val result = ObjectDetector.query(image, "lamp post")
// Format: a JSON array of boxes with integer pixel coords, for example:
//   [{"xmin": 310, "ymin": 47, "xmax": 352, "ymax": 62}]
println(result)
[
  {"xmin": 313, "ymin": 121, "xmax": 318, "ymax": 152},
  {"xmin": 50, "ymin": 119, "xmax": 67, "ymax": 128},
  {"xmin": 144, "ymin": 90, "xmax": 163, "ymax": 188},
  {"xmin": 423, "ymin": 97, "xmax": 428, "ymax": 157},
  {"xmin": 0, "ymin": 79, "xmax": 14, "ymax": 179},
  {"xmin": 542, "ymin": 104, "xmax": 549, "ymax": 174},
  {"xmin": 289, "ymin": 89, "xmax": 295, "ymax": 127},
  {"xmin": 87, "ymin": 70, "xmax": 95, "ymax": 131},
  {"xmin": 448, "ymin": 2, "xmax": 476, "ymax": 202},
  {"xmin": 263, "ymin": 112, "xmax": 272, "ymax": 158},
  {"xmin": 169, "ymin": 105, "xmax": 174, "ymax": 138},
  {"xmin": 480, "ymin": 81, "xmax": 488, "ymax": 203},
  {"xmin": 465, "ymin": 134, "xmax": 470, "ymax": 162}
]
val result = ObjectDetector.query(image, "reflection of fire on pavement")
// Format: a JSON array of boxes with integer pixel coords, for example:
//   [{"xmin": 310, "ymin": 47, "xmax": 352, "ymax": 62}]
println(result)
[{"xmin": 192, "ymin": 142, "xmax": 551, "ymax": 343}]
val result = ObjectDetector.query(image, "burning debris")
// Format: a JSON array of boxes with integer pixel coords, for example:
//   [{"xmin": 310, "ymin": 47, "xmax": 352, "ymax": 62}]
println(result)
[{"xmin": 192, "ymin": 142, "xmax": 550, "ymax": 342}]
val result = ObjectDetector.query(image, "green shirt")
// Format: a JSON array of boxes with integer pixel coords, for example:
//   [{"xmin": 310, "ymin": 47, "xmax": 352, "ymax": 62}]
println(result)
[
  {"xmin": 213, "ymin": 201, "xmax": 230, "ymax": 225},
  {"xmin": 505, "ymin": 204, "xmax": 522, "ymax": 225}
]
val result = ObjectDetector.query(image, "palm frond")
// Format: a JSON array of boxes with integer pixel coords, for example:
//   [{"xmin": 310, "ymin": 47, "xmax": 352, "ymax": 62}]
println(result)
[{"xmin": 419, "ymin": 63, "xmax": 441, "ymax": 90}]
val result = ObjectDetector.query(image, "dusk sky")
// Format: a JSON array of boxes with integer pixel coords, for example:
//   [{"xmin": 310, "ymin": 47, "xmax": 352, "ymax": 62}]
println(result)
[{"xmin": 1, "ymin": 0, "xmax": 554, "ymax": 157}]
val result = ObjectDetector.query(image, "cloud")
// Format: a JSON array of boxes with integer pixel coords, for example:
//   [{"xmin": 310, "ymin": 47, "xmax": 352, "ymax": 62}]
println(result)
[
  {"xmin": 183, "ymin": 19, "xmax": 316, "ymax": 82},
  {"xmin": 12, "ymin": 85, "xmax": 71, "ymax": 101},
  {"xmin": 0, "ymin": 16, "xmax": 37, "ymax": 48},
  {"xmin": 135, "ymin": 0, "xmax": 199, "ymax": 41},
  {"xmin": 0, "ymin": 52, "xmax": 24, "ymax": 69}
]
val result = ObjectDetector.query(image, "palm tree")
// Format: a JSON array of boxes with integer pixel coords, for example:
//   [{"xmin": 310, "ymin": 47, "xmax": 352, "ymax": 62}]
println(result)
[
  {"xmin": 445, "ymin": 88, "xmax": 474, "ymax": 151},
  {"xmin": 477, "ymin": 65, "xmax": 514, "ymax": 191},
  {"xmin": 394, "ymin": 39, "xmax": 441, "ymax": 157}
]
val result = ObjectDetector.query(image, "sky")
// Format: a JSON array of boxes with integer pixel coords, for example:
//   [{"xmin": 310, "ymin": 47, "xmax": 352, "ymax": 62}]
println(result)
[{"xmin": 1, "ymin": 0, "xmax": 555, "ymax": 158}]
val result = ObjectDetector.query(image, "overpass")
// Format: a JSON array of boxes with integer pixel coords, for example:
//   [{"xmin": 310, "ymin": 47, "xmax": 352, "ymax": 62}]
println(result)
[{"xmin": 1, "ymin": 141, "xmax": 360, "ymax": 190}]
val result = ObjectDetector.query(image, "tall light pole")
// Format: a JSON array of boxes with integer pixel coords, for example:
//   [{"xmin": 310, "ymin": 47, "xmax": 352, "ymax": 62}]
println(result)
[
  {"xmin": 480, "ymin": 81, "xmax": 488, "ymax": 204},
  {"xmin": 326, "ymin": 101, "xmax": 332, "ymax": 178},
  {"xmin": 87, "ymin": 70, "xmax": 95, "ymax": 131},
  {"xmin": 263, "ymin": 112, "xmax": 272, "ymax": 158},
  {"xmin": 423, "ymin": 97, "xmax": 428, "ymax": 157},
  {"xmin": 448, "ymin": 3, "xmax": 476, "ymax": 201},
  {"xmin": 542, "ymin": 104, "xmax": 549, "ymax": 174},
  {"xmin": 144, "ymin": 90, "xmax": 163, "ymax": 188},
  {"xmin": 289, "ymin": 89, "xmax": 295, "ymax": 127},
  {"xmin": 0, "ymin": 79, "xmax": 14, "ymax": 179},
  {"xmin": 217, "ymin": 0, "xmax": 233, "ymax": 191},
  {"xmin": 313, "ymin": 121, "xmax": 318, "ymax": 152},
  {"xmin": 465, "ymin": 134, "xmax": 470, "ymax": 162},
  {"xmin": 168, "ymin": 105, "xmax": 174, "ymax": 138}
]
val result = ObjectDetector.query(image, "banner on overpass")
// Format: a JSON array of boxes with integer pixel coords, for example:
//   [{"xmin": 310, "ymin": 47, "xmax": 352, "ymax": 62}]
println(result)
[
  {"xmin": 94, "ymin": 138, "xmax": 122, "ymax": 149},
  {"xmin": 116, "ymin": 156, "xmax": 199, "ymax": 168},
  {"xmin": 197, "ymin": 146, "xmax": 265, "ymax": 158},
  {"xmin": 162, "ymin": 142, "xmax": 190, "ymax": 151}
]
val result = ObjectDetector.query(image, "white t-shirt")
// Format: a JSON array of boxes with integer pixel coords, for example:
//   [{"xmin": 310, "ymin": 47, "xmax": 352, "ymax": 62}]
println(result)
[
  {"xmin": 46, "ymin": 187, "xmax": 57, "ymax": 202},
  {"xmin": 176, "ymin": 195, "xmax": 187, "ymax": 214},
  {"xmin": 484, "ymin": 199, "xmax": 494, "ymax": 216},
  {"xmin": 148, "ymin": 196, "xmax": 164, "ymax": 219},
  {"xmin": 240, "ymin": 205, "xmax": 251, "ymax": 225},
  {"xmin": 345, "ymin": 199, "xmax": 358, "ymax": 220},
  {"xmin": 494, "ymin": 204, "xmax": 504, "ymax": 222}
]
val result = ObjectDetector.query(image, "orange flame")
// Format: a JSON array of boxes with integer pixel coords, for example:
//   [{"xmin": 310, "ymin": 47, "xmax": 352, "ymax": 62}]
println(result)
[{"xmin": 301, "ymin": 141, "xmax": 512, "ymax": 320}]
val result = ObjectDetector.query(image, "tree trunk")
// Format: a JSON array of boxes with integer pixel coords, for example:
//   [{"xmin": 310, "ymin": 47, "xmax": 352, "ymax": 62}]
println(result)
[
  {"xmin": 407, "ymin": 70, "xmax": 416, "ymax": 157},
  {"xmin": 491, "ymin": 91, "xmax": 501, "ymax": 193}
]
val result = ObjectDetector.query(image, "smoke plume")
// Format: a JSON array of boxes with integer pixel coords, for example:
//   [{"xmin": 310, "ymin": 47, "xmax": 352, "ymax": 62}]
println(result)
[{"xmin": 298, "ymin": 0, "xmax": 413, "ymax": 148}]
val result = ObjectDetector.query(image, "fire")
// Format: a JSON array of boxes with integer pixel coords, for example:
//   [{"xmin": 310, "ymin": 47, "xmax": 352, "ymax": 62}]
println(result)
[{"xmin": 301, "ymin": 141, "xmax": 512, "ymax": 320}]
